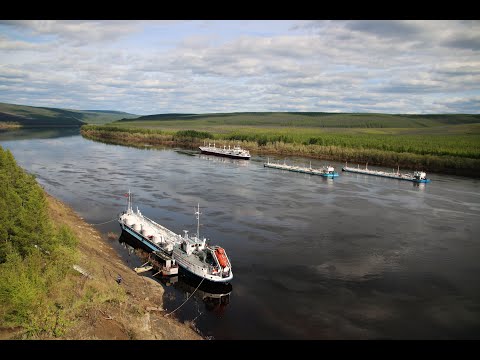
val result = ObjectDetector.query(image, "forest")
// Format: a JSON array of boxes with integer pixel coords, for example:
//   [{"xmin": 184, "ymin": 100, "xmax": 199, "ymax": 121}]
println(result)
[{"xmin": 0, "ymin": 145, "xmax": 78, "ymax": 336}]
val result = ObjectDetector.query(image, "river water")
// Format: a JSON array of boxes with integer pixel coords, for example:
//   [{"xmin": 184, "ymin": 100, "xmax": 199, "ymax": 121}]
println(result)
[{"xmin": 1, "ymin": 128, "xmax": 479, "ymax": 339}]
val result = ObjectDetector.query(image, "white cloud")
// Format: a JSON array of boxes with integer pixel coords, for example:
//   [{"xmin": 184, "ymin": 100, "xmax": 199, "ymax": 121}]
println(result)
[{"xmin": 0, "ymin": 20, "xmax": 479, "ymax": 114}]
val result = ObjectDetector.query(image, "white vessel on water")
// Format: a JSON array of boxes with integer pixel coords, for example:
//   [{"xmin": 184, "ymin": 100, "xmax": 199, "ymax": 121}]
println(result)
[
  {"xmin": 199, "ymin": 142, "xmax": 251, "ymax": 160},
  {"xmin": 342, "ymin": 162, "xmax": 431, "ymax": 183},
  {"xmin": 118, "ymin": 191, "xmax": 233, "ymax": 283}
]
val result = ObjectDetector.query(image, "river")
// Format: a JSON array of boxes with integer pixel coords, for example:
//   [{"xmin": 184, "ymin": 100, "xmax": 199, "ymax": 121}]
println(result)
[{"xmin": 1, "ymin": 128, "xmax": 479, "ymax": 339}]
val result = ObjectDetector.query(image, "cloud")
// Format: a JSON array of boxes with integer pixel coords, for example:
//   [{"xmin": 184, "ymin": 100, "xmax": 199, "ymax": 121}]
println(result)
[
  {"xmin": 344, "ymin": 20, "xmax": 422, "ymax": 39},
  {"xmin": 0, "ymin": 20, "xmax": 143, "ymax": 45},
  {"xmin": 0, "ymin": 20, "xmax": 479, "ymax": 114}
]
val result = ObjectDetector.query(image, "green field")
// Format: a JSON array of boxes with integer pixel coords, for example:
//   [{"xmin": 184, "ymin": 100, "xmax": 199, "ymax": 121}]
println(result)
[
  {"xmin": 114, "ymin": 112, "xmax": 480, "ymax": 129},
  {"xmin": 106, "ymin": 113, "xmax": 480, "ymax": 161},
  {"xmin": 0, "ymin": 102, "xmax": 138, "ymax": 127}
]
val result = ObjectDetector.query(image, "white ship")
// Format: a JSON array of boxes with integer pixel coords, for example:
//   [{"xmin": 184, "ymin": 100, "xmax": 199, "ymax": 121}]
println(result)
[
  {"xmin": 199, "ymin": 142, "xmax": 251, "ymax": 160},
  {"xmin": 118, "ymin": 191, "xmax": 233, "ymax": 283}
]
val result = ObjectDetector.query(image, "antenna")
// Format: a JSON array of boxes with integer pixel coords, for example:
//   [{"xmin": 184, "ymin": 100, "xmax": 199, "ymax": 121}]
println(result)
[
  {"xmin": 127, "ymin": 189, "xmax": 132, "ymax": 213},
  {"xmin": 195, "ymin": 203, "xmax": 201, "ymax": 240}
]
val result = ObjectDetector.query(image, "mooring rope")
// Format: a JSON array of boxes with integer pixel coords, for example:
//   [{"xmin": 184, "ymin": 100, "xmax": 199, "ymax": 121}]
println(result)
[
  {"xmin": 90, "ymin": 218, "xmax": 117, "ymax": 226},
  {"xmin": 164, "ymin": 276, "xmax": 206, "ymax": 317}
]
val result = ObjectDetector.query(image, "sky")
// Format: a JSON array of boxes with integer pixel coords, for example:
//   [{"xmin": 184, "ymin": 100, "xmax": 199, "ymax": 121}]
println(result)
[{"xmin": 0, "ymin": 20, "xmax": 479, "ymax": 115}]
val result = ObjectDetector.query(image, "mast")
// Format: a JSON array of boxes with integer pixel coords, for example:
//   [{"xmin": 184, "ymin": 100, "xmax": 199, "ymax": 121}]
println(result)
[
  {"xmin": 195, "ymin": 203, "xmax": 201, "ymax": 240},
  {"xmin": 127, "ymin": 189, "xmax": 132, "ymax": 213}
]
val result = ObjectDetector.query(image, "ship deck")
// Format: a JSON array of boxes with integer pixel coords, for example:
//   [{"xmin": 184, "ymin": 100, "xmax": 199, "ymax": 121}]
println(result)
[
  {"xmin": 342, "ymin": 167, "xmax": 430, "ymax": 183},
  {"xmin": 264, "ymin": 162, "xmax": 338, "ymax": 177}
]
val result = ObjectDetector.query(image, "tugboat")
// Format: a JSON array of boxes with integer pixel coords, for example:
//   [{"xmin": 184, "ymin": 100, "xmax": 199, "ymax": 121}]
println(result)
[
  {"xmin": 199, "ymin": 142, "xmax": 251, "ymax": 160},
  {"xmin": 118, "ymin": 191, "xmax": 233, "ymax": 283},
  {"xmin": 342, "ymin": 162, "xmax": 431, "ymax": 183}
]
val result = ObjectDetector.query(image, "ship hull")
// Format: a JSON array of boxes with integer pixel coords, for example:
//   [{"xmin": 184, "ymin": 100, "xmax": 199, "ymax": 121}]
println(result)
[
  {"xmin": 178, "ymin": 269, "xmax": 233, "ymax": 295},
  {"xmin": 199, "ymin": 149, "xmax": 250, "ymax": 160},
  {"xmin": 119, "ymin": 222, "xmax": 162, "ymax": 253},
  {"xmin": 342, "ymin": 167, "xmax": 431, "ymax": 183},
  {"xmin": 173, "ymin": 247, "xmax": 233, "ymax": 284}
]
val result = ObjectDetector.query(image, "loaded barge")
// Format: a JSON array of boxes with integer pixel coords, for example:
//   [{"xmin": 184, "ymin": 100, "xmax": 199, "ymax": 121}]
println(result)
[
  {"xmin": 264, "ymin": 158, "xmax": 339, "ymax": 178},
  {"xmin": 342, "ymin": 163, "xmax": 431, "ymax": 183}
]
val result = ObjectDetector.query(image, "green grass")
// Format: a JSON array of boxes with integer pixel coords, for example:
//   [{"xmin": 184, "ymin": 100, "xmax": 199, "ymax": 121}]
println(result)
[
  {"xmin": 0, "ymin": 102, "xmax": 138, "ymax": 127},
  {"xmin": 85, "ymin": 124, "xmax": 480, "ymax": 160},
  {"xmin": 0, "ymin": 146, "xmax": 80, "ymax": 337},
  {"xmin": 114, "ymin": 112, "xmax": 480, "ymax": 129}
]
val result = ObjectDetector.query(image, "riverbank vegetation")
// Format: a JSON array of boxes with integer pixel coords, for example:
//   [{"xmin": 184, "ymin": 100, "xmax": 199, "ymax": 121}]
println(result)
[
  {"xmin": 81, "ymin": 122, "xmax": 480, "ymax": 177},
  {"xmin": 0, "ymin": 145, "xmax": 81, "ymax": 337},
  {"xmin": 0, "ymin": 145, "xmax": 201, "ymax": 339}
]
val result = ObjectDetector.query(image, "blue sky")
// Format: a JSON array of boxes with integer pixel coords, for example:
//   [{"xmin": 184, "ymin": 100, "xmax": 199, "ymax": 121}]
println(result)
[{"xmin": 0, "ymin": 20, "xmax": 479, "ymax": 115}]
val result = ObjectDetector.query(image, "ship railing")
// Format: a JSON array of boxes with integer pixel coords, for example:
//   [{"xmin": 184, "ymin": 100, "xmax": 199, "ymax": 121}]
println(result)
[
  {"xmin": 178, "ymin": 255, "xmax": 212, "ymax": 274},
  {"xmin": 175, "ymin": 253, "xmax": 223, "ymax": 277}
]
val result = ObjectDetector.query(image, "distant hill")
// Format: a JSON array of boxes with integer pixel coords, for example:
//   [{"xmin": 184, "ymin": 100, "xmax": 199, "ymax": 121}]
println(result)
[
  {"xmin": 114, "ymin": 112, "xmax": 480, "ymax": 128},
  {"xmin": 0, "ymin": 102, "xmax": 138, "ymax": 127}
]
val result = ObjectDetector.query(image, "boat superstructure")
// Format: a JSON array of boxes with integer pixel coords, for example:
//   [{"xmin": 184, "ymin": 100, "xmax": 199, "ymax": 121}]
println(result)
[
  {"xmin": 264, "ymin": 158, "xmax": 339, "ymax": 178},
  {"xmin": 199, "ymin": 142, "xmax": 251, "ymax": 160},
  {"xmin": 342, "ymin": 162, "xmax": 431, "ymax": 183},
  {"xmin": 118, "ymin": 191, "xmax": 233, "ymax": 283}
]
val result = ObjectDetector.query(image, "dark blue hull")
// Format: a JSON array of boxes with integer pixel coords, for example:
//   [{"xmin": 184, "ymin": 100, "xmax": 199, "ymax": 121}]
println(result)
[{"xmin": 119, "ymin": 223, "xmax": 161, "ymax": 253}]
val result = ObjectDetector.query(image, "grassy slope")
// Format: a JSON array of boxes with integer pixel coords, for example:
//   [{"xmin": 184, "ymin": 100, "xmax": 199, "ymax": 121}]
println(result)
[
  {"xmin": 0, "ymin": 102, "xmax": 137, "ymax": 127},
  {"xmin": 113, "ymin": 112, "xmax": 480, "ymax": 129},
  {"xmin": 106, "ymin": 113, "xmax": 480, "ymax": 161}
]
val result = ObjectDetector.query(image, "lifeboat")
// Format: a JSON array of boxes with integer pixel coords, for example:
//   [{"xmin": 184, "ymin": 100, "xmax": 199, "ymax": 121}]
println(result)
[{"xmin": 215, "ymin": 247, "xmax": 229, "ymax": 268}]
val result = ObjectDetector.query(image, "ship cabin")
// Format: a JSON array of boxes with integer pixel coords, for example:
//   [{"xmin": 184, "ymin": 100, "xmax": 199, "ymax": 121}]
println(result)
[
  {"xmin": 413, "ymin": 171, "xmax": 427, "ymax": 180},
  {"xmin": 181, "ymin": 231, "xmax": 206, "ymax": 256},
  {"xmin": 326, "ymin": 166, "xmax": 335, "ymax": 174}
]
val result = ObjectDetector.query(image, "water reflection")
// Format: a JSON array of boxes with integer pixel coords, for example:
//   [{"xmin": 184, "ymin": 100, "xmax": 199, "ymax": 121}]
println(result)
[
  {"xmin": 158, "ymin": 274, "xmax": 232, "ymax": 315},
  {"xmin": 0, "ymin": 127, "xmax": 80, "ymax": 141},
  {"xmin": 198, "ymin": 154, "xmax": 250, "ymax": 167},
  {"xmin": 117, "ymin": 233, "xmax": 233, "ymax": 317},
  {"xmin": 413, "ymin": 182, "xmax": 426, "ymax": 191}
]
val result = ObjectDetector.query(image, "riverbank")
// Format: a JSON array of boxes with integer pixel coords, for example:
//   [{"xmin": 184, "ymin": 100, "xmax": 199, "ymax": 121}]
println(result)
[
  {"xmin": 2, "ymin": 191, "xmax": 202, "ymax": 340},
  {"xmin": 47, "ymin": 192, "xmax": 203, "ymax": 340},
  {"xmin": 81, "ymin": 126, "xmax": 480, "ymax": 178},
  {"xmin": 0, "ymin": 122, "xmax": 21, "ymax": 129}
]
